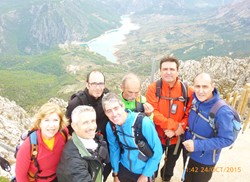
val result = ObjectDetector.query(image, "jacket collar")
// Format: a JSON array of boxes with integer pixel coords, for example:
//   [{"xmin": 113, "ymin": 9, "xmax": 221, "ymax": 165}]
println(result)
[{"xmin": 72, "ymin": 132, "xmax": 91, "ymax": 157}]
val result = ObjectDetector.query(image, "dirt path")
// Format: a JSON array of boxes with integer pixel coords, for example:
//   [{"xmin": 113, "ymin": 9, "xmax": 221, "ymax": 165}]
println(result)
[{"xmin": 107, "ymin": 129, "xmax": 250, "ymax": 182}]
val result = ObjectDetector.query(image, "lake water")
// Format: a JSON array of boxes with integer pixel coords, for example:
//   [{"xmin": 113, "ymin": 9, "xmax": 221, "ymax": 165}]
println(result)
[{"xmin": 87, "ymin": 16, "xmax": 140, "ymax": 63}]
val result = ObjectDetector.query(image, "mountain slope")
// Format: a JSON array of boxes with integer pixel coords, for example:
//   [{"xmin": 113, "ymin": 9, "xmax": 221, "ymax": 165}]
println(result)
[{"xmin": 0, "ymin": 0, "xmax": 121, "ymax": 54}]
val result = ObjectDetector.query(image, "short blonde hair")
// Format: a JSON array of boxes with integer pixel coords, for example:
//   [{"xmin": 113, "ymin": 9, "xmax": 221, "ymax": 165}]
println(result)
[{"xmin": 32, "ymin": 102, "xmax": 68, "ymax": 130}]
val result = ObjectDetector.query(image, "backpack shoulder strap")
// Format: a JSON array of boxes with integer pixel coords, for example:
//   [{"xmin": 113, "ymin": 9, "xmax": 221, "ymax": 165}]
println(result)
[
  {"xmin": 209, "ymin": 99, "xmax": 227, "ymax": 117},
  {"xmin": 29, "ymin": 131, "xmax": 38, "ymax": 157},
  {"xmin": 210, "ymin": 99, "xmax": 241, "ymax": 126},
  {"xmin": 110, "ymin": 121, "xmax": 126, "ymax": 153},
  {"xmin": 73, "ymin": 90, "xmax": 86, "ymax": 105},
  {"xmin": 209, "ymin": 99, "xmax": 228, "ymax": 135},
  {"xmin": 29, "ymin": 131, "xmax": 42, "ymax": 177},
  {"xmin": 133, "ymin": 112, "xmax": 146, "ymax": 144},
  {"xmin": 180, "ymin": 80, "xmax": 188, "ymax": 111},
  {"xmin": 156, "ymin": 79, "xmax": 162, "ymax": 102}
]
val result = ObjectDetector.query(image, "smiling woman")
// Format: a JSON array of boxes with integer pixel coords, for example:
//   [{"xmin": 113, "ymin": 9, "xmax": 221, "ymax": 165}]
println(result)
[{"xmin": 15, "ymin": 102, "xmax": 69, "ymax": 182}]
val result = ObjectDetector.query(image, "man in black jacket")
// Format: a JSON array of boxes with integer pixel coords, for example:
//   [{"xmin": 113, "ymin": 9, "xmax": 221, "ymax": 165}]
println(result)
[
  {"xmin": 66, "ymin": 70, "xmax": 111, "ymax": 181},
  {"xmin": 57, "ymin": 105, "xmax": 109, "ymax": 182}
]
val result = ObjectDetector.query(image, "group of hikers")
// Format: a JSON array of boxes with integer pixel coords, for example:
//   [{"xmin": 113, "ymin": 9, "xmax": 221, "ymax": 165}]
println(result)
[{"xmin": 13, "ymin": 55, "xmax": 235, "ymax": 182}]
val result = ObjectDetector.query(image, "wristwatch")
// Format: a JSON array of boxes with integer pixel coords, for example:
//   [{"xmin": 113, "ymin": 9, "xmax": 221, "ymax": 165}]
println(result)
[{"xmin": 112, "ymin": 172, "xmax": 118, "ymax": 177}]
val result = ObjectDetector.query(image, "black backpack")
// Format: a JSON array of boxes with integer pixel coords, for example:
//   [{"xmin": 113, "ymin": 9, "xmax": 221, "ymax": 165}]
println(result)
[
  {"xmin": 68, "ymin": 88, "xmax": 109, "ymax": 105},
  {"xmin": 155, "ymin": 79, "xmax": 189, "ymax": 111},
  {"xmin": 110, "ymin": 112, "xmax": 153, "ymax": 158},
  {"xmin": 68, "ymin": 90, "xmax": 86, "ymax": 105}
]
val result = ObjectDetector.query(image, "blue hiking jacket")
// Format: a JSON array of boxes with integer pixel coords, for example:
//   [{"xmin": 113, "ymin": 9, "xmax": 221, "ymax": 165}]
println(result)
[
  {"xmin": 106, "ymin": 110, "xmax": 162, "ymax": 177},
  {"xmin": 184, "ymin": 89, "xmax": 234, "ymax": 165}
]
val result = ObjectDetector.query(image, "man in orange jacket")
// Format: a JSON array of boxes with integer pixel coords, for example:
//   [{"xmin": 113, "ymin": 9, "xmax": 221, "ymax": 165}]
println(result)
[{"xmin": 146, "ymin": 56, "xmax": 193, "ymax": 182}]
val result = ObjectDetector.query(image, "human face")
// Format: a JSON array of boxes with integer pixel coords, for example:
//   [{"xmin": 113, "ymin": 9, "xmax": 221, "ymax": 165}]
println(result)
[
  {"xmin": 104, "ymin": 101, "xmax": 126, "ymax": 126},
  {"xmin": 121, "ymin": 80, "xmax": 140, "ymax": 101},
  {"xmin": 39, "ymin": 113, "xmax": 60, "ymax": 140},
  {"xmin": 87, "ymin": 72, "xmax": 105, "ymax": 99},
  {"xmin": 72, "ymin": 111, "xmax": 97, "ymax": 139},
  {"xmin": 160, "ymin": 62, "xmax": 178, "ymax": 87},
  {"xmin": 194, "ymin": 74, "xmax": 215, "ymax": 102}
]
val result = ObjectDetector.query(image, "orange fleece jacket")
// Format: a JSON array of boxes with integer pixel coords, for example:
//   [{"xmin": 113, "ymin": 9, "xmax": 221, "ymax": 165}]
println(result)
[{"xmin": 146, "ymin": 79, "xmax": 193, "ymax": 145}]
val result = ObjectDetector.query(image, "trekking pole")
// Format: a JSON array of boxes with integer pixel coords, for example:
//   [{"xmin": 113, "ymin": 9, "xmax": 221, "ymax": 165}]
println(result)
[
  {"xmin": 181, "ymin": 152, "xmax": 191, "ymax": 181},
  {"xmin": 181, "ymin": 135, "xmax": 196, "ymax": 182},
  {"xmin": 173, "ymin": 135, "xmax": 181, "ymax": 155},
  {"xmin": 162, "ymin": 138, "xmax": 170, "ymax": 178}
]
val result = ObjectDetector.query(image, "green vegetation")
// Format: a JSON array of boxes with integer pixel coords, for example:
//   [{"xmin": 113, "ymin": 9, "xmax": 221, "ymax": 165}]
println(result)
[
  {"xmin": 0, "ymin": 47, "xmax": 128, "ymax": 110},
  {"xmin": 0, "ymin": 176, "xmax": 9, "ymax": 182},
  {"xmin": 0, "ymin": 50, "xmax": 75, "ymax": 109}
]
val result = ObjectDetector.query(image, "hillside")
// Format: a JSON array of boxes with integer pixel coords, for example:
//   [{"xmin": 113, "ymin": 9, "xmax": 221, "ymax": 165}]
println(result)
[
  {"xmin": 115, "ymin": 0, "xmax": 250, "ymax": 67},
  {"xmin": 0, "ymin": 0, "xmax": 249, "ymax": 110},
  {"xmin": 0, "ymin": 0, "xmax": 121, "ymax": 54}
]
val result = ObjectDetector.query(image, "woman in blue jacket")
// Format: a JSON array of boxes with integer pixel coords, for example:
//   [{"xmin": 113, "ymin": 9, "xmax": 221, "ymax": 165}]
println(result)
[{"xmin": 183, "ymin": 73, "xmax": 234, "ymax": 182}]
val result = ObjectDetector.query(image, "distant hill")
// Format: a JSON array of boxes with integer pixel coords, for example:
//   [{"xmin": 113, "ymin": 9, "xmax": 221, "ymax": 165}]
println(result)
[
  {"xmin": 0, "ymin": 0, "xmax": 238, "ymax": 55},
  {"xmin": 115, "ymin": 0, "xmax": 250, "ymax": 66},
  {"xmin": 0, "ymin": 0, "xmax": 121, "ymax": 54},
  {"xmin": 0, "ymin": 0, "xmax": 249, "ymax": 110}
]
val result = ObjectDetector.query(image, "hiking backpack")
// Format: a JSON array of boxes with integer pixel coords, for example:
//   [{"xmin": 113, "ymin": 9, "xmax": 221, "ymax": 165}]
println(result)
[
  {"xmin": 68, "ymin": 88, "xmax": 110, "ymax": 106},
  {"xmin": 68, "ymin": 90, "xmax": 86, "ymax": 105},
  {"xmin": 110, "ymin": 112, "xmax": 153, "ymax": 158},
  {"xmin": 14, "ymin": 129, "xmax": 67, "ymax": 178},
  {"xmin": 156, "ymin": 79, "xmax": 189, "ymax": 111},
  {"xmin": 208, "ymin": 99, "xmax": 242, "ymax": 148}
]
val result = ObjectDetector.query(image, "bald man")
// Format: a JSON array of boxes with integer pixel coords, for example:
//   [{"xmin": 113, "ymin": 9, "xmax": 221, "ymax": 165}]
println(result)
[
  {"xmin": 120, "ymin": 73, "xmax": 153, "ymax": 117},
  {"xmin": 182, "ymin": 72, "xmax": 234, "ymax": 182}
]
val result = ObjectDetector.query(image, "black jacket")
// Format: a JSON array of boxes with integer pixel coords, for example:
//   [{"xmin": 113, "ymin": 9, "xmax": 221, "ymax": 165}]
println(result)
[
  {"xmin": 66, "ymin": 88, "xmax": 109, "ymax": 140},
  {"xmin": 56, "ymin": 134, "xmax": 109, "ymax": 182}
]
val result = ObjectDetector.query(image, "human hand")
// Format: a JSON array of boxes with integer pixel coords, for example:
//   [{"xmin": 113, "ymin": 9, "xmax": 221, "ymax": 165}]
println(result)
[
  {"xmin": 175, "ymin": 124, "xmax": 185, "ymax": 136},
  {"xmin": 182, "ymin": 139, "xmax": 194, "ymax": 152},
  {"xmin": 143, "ymin": 102, "xmax": 154, "ymax": 117},
  {"xmin": 113, "ymin": 176, "xmax": 120, "ymax": 182},
  {"xmin": 137, "ymin": 174, "xmax": 148, "ymax": 182},
  {"xmin": 164, "ymin": 129, "xmax": 175, "ymax": 138}
]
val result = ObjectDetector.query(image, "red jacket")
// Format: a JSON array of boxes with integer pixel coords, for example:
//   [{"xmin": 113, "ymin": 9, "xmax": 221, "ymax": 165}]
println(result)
[
  {"xmin": 15, "ymin": 129, "xmax": 68, "ymax": 182},
  {"xmin": 146, "ymin": 79, "xmax": 193, "ymax": 145}
]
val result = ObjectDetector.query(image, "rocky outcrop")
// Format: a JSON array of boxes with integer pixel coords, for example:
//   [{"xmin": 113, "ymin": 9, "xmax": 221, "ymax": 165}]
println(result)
[{"xmin": 0, "ymin": 96, "xmax": 31, "ymax": 162}]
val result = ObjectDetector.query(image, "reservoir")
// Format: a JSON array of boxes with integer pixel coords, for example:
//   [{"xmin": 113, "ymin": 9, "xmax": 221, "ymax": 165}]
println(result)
[{"xmin": 87, "ymin": 15, "xmax": 139, "ymax": 63}]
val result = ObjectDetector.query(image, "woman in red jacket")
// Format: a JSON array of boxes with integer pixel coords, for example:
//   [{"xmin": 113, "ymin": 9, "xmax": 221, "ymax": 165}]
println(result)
[{"xmin": 15, "ymin": 102, "xmax": 68, "ymax": 182}]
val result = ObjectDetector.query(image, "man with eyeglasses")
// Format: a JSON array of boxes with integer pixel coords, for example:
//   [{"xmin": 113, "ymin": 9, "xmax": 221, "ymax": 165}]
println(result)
[{"xmin": 66, "ymin": 70, "xmax": 111, "ymax": 181}]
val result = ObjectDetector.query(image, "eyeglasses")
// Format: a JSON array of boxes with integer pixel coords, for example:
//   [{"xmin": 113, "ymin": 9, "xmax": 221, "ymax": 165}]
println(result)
[{"xmin": 88, "ymin": 82, "xmax": 105, "ymax": 87}]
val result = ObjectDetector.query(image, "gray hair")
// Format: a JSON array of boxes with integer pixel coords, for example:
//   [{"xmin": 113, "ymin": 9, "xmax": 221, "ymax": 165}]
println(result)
[
  {"xmin": 102, "ymin": 92, "xmax": 123, "ymax": 111},
  {"xmin": 121, "ymin": 73, "xmax": 141, "ymax": 87},
  {"xmin": 71, "ymin": 105, "xmax": 96, "ymax": 124}
]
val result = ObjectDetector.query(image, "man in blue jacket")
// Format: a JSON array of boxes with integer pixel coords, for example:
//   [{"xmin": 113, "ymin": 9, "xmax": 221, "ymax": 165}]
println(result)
[
  {"xmin": 102, "ymin": 92, "xmax": 162, "ymax": 182},
  {"xmin": 183, "ymin": 72, "xmax": 234, "ymax": 182}
]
